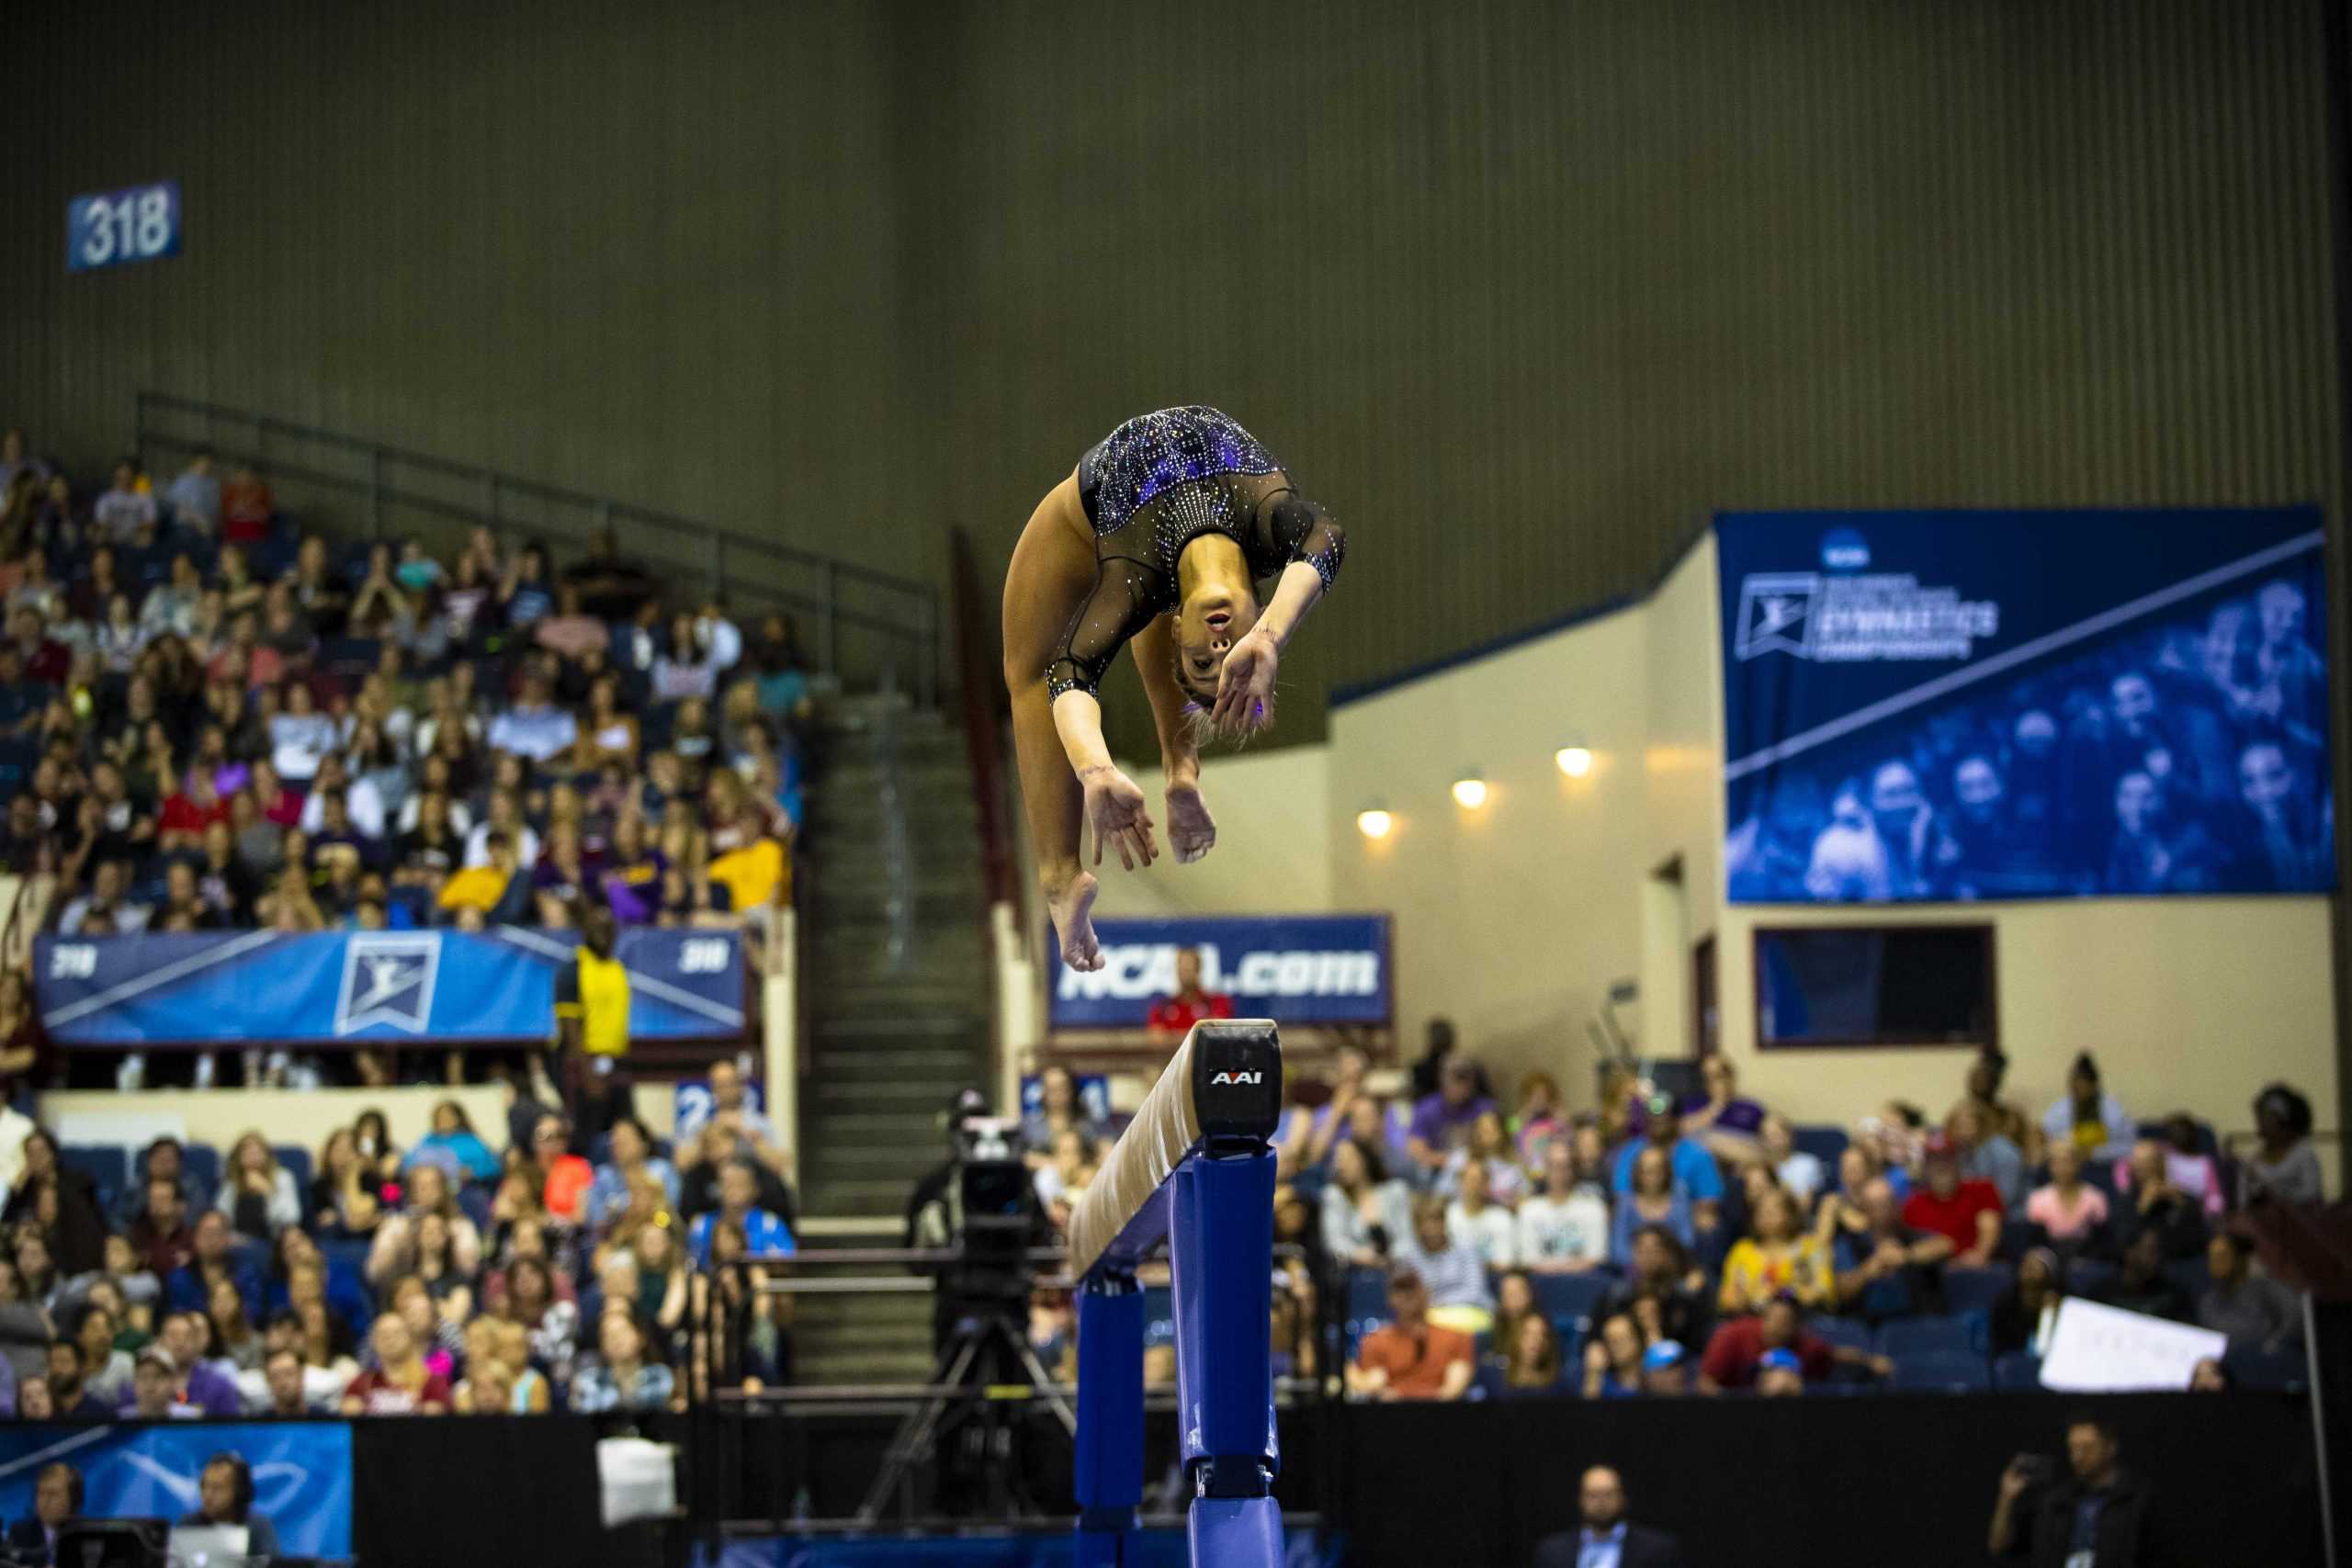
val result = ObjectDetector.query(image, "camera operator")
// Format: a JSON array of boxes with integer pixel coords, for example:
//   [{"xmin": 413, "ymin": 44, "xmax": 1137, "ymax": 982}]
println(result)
[{"xmin": 1988, "ymin": 1415, "xmax": 2162, "ymax": 1565}]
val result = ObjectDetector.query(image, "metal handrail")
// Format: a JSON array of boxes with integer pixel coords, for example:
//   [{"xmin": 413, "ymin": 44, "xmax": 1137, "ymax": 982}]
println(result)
[{"xmin": 134, "ymin": 390, "xmax": 941, "ymax": 705}]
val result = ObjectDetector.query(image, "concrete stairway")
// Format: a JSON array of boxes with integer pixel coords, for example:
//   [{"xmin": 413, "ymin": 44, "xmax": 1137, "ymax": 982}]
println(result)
[{"xmin": 791, "ymin": 693, "xmax": 993, "ymax": 1385}]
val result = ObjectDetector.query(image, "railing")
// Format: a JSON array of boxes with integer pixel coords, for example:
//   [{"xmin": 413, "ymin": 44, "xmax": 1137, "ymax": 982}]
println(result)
[{"xmin": 134, "ymin": 391, "xmax": 942, "ymax": 705}]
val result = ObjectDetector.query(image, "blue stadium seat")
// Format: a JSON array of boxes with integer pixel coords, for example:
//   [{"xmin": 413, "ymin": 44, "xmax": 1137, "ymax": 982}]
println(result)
[
  {"xmin": 1805, "ymin": 1315, "xmax": 1873, "ymax": 1356},
  {"xmin": 1344, "ymin": 1268, "xmax": 1388, "ymax": 1330},
  {"xmin": 455, "ymin": 1184, "xmax": 492, "ymax": 1234},
  {"xmin": 320, "ymin": 1239, "xmax": 374, "ymax": 1283},
  {"xmin": 2164, "ymin": 1258, "xmax": 2210, "ymax": 1303},
  {"xmin": 2222, "ymin": 1347, "xmax": 2305, "ymax": 1393},
  {"xmin": 1992, "ymin": 1353, "xmax": 2044, "ymax": 1391},
  {"xmin": 61, "ymin": 1145, "xmax": 129, "ymax": 1216},
  {"xmin": 1890, "ymin": 1351, "xmax": 1990, "ymax": 1392},
  {"xmin": 274, "ymin": 1145, "xmax": 313, "ymax": 1195},
  {"xmin": 181, "ymin": 1143, "xmax": 223, "ymax": 1200},
  {"xmin": 2065, "ymin": 1258, "xmax": 2116, "ymax": 1297},
  {"xmin": 1791, "ymin": 1124, "xmax": 1848, "ymax": 1172},
  {"xmin": 1553, "ymin": 1315, "xmax": 1586, "ymax": 1371},
  {"xmin": 1941, "ymin": 1265, "xmax": 2013, "ymax": 1317},
  {"xmin": 1531, "ymin": 1271, "xmax": 1616, "ymax": 1327},
  {"xmin": 1878, "ymin": 1314, "xmax": 1974, "ymax": 1359}
]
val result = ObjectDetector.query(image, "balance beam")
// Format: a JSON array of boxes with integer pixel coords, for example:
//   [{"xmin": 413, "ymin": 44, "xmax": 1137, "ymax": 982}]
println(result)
[{"xmin": 1068, "ymin": 1019, "xmax": 1284, "ymax": 1568}]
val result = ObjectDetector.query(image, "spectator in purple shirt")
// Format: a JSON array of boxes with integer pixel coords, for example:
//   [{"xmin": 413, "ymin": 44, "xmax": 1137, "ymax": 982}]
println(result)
[
  {"xmin": 1679, "ymin": 1055, "xmax": 1767, "ymax": 1156},
  {"xmin": 120, "ymin": 1313, "xmax": 243, "ymax": 1417},
  {"xmin": 1405, "ymin": 1057, "xmax": 1496, "ymax": 1190}
]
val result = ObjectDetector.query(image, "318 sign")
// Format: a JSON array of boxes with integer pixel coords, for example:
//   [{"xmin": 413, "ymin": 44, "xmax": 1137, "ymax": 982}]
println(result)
[{"xmin": 67, "ymin": 180, "xmax": 181, "ymax": 272}]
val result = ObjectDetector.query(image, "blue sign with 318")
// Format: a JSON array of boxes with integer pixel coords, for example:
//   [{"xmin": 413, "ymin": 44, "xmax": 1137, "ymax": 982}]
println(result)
[{"xmin": 66, "ymin": 179, "xmax": 181, "ymax": 272}]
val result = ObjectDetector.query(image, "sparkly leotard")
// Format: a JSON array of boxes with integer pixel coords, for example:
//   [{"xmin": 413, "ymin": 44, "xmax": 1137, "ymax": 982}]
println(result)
[{"xmin": 1046, "ymin": 406, "xmax": 1346, "ymax": 701}]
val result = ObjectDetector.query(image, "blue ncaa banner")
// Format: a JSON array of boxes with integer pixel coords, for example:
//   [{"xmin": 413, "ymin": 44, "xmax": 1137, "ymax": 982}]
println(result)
[
  {"xmin": 1048, "ymin": 914, "xmax": 1391, "ymax": 1028},
  {"xmin": 34, "ymin": 927, "xmax": 746, "ymax": 1046},
  {"xmin": 1717, "ymin": 508, "xmax": 2334, "ymax": 902},
  {"xmin": 0, "ymin": 1422, "xmax": 352, "ymax": 1557}
]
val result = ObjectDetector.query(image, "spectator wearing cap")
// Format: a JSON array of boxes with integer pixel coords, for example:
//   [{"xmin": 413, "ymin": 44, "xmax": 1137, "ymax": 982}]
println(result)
[
  {"xmin": 1533, "ymin": 1465, "xmax": 1686, "ymax": 1568},
  {"xmin": 1903, "ymin": 1133, "xmax": 2004, "ymax": 1268},
  {"xmin": 2040, "ymin": 1052, "xmax": 2134, "ymax": 1162},
  {"xmin": 1610, "ymin": 1095, "xmax": 1725, "ymax": 1233},
  {"xmin": 1392, "ymin": 1195, "xmax": 1493, "ymax": 1334},
  {"xmin": 2241, "ymin": 1083, "xmax": 2322, "ymax": 1206},
  {"xmin": 126, "ymin": 1344, "xmax": 199, "ymax": 1419},
  {"xmin": 2194, "ymin": 1233, "xmax": 2302, "ymax": 1354},
  {"xmin": 1637, "ymin": 1338, "xmax": 1690, "ymax": 1396},
  {"xmin": 1403, "ymin": 1057, "xmax": 1496, "ymax": 1188},
  {"xmin": 1833, "ymin": 1176, "xmax": 1948, "ymax": 1322},
  {"xmin": 1698, "ymin": 1292, "xmax": 1889, "ymax": 1393},
  {"xmin": 1345, "ymin": 1264, "xmax": 1474, "ymax": 1402}
]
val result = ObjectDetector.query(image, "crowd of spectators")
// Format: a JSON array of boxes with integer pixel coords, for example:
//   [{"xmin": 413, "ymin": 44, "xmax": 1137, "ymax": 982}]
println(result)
[
  {"xmin": 0, "ymin": 1060, "xmax": 799, "ymax": 1427},
  {"xmin": 0, "ymin": 432, "xmax": 810, "ymax": 1089},
  {"xmin": 1234, "ymin": 1021, "xmax": 2329, "ymax": 1404}
]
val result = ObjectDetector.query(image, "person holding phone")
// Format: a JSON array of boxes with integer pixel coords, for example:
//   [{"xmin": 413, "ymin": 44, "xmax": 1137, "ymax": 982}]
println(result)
[{"xmin": 1988, "ymin": 1416, "xmax": 2161, "ymax": 1564}]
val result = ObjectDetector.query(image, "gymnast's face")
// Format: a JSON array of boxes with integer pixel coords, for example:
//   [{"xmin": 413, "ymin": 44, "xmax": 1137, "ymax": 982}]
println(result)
[{"xmin": 1170, "ymin": 590, "xmax": 1261, "ymax": 707}]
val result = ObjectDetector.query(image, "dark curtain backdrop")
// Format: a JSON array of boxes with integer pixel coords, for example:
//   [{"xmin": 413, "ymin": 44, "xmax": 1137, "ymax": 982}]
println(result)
[{"xmin": 0, "ymin": 0, "xmax": 2340, "ymax": 754}]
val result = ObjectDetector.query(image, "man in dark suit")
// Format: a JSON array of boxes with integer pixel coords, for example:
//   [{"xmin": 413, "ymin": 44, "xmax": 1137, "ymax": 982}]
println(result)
[
  {"xmin": 5, "ymin": 1461, "xmax": 82, "ymax": 1563},
  {"xmin": 1533, "ymin": 1465, "xmax": 1684, "ymax": 1568}
]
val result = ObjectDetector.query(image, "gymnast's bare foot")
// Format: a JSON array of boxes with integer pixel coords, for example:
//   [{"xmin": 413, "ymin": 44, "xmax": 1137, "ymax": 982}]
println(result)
[
  {"xmin": 1046, "ymin": 872, "xmax": 1103, "ymax": 972},
  {"xmin": 1165, "ymin": 782, "xmax": 1217, "ymax": 864}
]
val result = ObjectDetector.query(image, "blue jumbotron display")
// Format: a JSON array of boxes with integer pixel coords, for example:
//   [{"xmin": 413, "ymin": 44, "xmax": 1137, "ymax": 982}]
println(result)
[{"xmin": 1065, "ymin": 1020, "xmax": 1285, "ymax": 1568}]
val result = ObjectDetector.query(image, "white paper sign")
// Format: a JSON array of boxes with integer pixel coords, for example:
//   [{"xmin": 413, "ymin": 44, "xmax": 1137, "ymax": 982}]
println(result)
[{"xmin": 2037, "ymin": 1296, "xmax": 2228, "ymax": 1393}]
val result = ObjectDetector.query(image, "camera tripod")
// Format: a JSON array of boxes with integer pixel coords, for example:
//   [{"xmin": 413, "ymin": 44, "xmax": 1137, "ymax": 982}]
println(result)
[{"xmin": 854, "ymin": 1304, "xmax": 1079, "ymax": 1525}]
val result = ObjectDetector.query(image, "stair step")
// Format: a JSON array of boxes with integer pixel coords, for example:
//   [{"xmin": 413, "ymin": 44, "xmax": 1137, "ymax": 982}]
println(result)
[
  {"xmin": 803, "ymin": 1111, "xmax": 956, "ymax": 1141},
  {"xmin": 808, "ymin": 1014, "xmax": 986, "ymax": 1039},
  {"xmin": 802, "ymin": 1177, "xmax": 932, "ymax": 1213},
  {"xmin": 803, "ymin": 1143, "xmax": 949, "ymax": 1172},
  {"xmin": 800, "ymin": 1044, "xmax": 982, "ymax": 1073},
  {"xmin": 809, "ymin": 1078, "xmax": 967, "ymax": 1107}
]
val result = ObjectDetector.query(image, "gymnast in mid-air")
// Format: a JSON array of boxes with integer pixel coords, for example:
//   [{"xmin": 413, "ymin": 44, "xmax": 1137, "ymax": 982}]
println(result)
[{"xmin": 1001, "ymin": 406, "xmax": 1347, "ymax": 972}]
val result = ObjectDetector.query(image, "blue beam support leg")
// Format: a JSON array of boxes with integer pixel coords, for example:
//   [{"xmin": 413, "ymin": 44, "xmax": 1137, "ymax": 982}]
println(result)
[
  {"xmin": 1073, "ymin": 1274, "xmax": 1144, "ymax": 1567},
  {"xmin": 1168, "ymin": 1147, "xmax": 1281, "ymax": 1568}
]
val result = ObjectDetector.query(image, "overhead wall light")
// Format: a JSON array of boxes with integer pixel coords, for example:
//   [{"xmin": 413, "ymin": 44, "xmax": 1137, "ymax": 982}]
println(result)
[
  {"xmin": 1356, "ymin": 806, "xmax": 1395, "ymax": 840},
  {"xmin": 1451, "ymin": 772, "xmax": 1488, "ymax": 809},
  {"xmin": 1555, "ymin": 745, "xmax": 1594, "ymax": 778}
]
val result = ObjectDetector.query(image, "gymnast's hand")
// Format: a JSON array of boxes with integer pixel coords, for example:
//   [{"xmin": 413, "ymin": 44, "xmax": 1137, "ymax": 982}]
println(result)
[
  {"xmin": 1211, "ymin": 626, "xmax": 1280, "ymax": 734},
  {"xmin": 1082, "ymin": 765, "xmax": 1159, "ymax": 871},
  {"xmin": 1164, "ymin": 779, "xmax": 1216, "ymax": 864}
]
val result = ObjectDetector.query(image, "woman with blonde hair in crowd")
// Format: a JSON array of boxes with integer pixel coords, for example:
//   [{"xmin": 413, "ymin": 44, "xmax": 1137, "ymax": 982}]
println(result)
[{"xmin": 217, "ymin": 1132, "xmax": 303, "ymax": 1242}]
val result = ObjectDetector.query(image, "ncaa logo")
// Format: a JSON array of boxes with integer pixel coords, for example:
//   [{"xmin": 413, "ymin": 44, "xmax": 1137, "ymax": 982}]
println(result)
[{"xmin": 1819, "ymin": 527, "xmax": 1871, "ymax": 571}]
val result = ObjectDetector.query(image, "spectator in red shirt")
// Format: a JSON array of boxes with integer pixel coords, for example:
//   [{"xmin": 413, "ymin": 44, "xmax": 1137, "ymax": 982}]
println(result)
[
  {"xmin": 220, "ymin": 464, "xmax": 274, "ymax": 546},
  {"xmin": 1699, "ymin": 1293, "xmax": 1889, "ymax": 1393},
  {"xmin": 126, "ymin": 1177, "xmax": 195, "ymax": 1280},
  {"xmin": 1344, "ymin": 1265, "xmax": 1475, "ymax": 1402},
  {"xmin": 1145, "ymin": 946, "xmax": 1234, "ymax": 1041},
  {"xmin": 341, "ymin": 1313, "xmax": 452, "ymax": 1415},
  {"xmin": 1902, "ymin": 1133, "xmax": 2003, "ymax": 1266},
  {"xmin": 158, "ymin": 767, "xmax": 232, "ymax": 851}
]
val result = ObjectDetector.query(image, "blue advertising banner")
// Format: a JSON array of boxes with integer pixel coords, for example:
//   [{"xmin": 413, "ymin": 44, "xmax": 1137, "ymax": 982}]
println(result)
[
  {"xmin": 0, "ymin": 1422, "xmax": 352, "ymax": 1557},
  {"xmin": 34, "ymin": 927, "xmax": 746, "ymax": 1046},
  {"xmin": 1047, "ymin": 915, "xmax": 1391, "ymax": 1029},
  {"xmin": 1718, "ymin": 508, "xmax": 2334, "ymax": 902},
  {"xmin": 67, "ymin": 180, "xmax": 182, "ymax": 272}
]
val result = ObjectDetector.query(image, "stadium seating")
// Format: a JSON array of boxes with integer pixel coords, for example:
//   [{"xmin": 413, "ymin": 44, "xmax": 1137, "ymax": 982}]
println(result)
[{"xmin": 1889, "ymin": 1352, "xmax": 1991, "ymax": 1393}]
